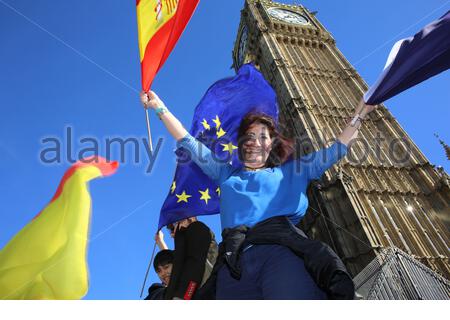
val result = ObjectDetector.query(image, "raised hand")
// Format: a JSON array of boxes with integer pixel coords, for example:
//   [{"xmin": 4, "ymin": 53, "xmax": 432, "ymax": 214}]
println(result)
[{"xmin": 140, "ymin": 91, "xmax": 165, "ymax": 110}]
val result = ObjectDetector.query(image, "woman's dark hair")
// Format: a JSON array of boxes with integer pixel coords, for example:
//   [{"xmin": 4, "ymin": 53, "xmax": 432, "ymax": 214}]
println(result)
[
  {"xmin": 237, "ymin": 112, "xmax": 294, "ymax": 167},
  {"xmin": 153, "ymin": 249, "xmax": 174, "ymax": 271}
]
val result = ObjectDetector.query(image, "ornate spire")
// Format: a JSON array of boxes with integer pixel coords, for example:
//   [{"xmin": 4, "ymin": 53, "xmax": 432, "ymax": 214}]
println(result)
[{"xmin": 434, "ymin": 133, "xmax": 450, "ymax": 160}]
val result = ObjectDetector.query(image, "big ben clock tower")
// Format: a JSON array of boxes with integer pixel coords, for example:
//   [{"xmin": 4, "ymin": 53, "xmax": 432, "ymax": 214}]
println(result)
[{"xmin": 233, "ymin": 0, "xmax": 450, "ymax": 279}]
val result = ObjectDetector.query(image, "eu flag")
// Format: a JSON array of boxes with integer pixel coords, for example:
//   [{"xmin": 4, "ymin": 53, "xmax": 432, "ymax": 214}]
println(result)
[
  {"xmin": 364, "ymin": 11, "xmax": 450, "ymax": 105},
  {"xmin": 158, "ymin": 64, "xmax": 279, "ymax": 229}
]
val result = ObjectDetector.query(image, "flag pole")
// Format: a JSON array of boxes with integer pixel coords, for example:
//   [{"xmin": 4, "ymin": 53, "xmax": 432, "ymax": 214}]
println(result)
[
  {"xmin": 144, "ymin": 108, "xmax": 154, "ymax": 153},
  {"xmin": 140, "ymin": 240, "xmax": 157, "ymax": 298},
  {"xmin": 139, "ymin": 107, "xmax": 155, "ymax": 298}
]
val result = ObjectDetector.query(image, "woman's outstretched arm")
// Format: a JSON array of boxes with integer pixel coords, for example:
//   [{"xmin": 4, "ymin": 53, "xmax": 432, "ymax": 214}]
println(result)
[
  {"xmin": 337, "ymin": 99, "xmax": 377, "ymax": 146},
  {"xmin": 301, "ymin": 99, "xmax": 377, "ymax": 181},
  {"xmin": 140, "ymin": 91, "xmax": 188, "ymax": 141},
  {"xmin": 140, "ymin": 91, "xmax": 231, "ymax": 182}
]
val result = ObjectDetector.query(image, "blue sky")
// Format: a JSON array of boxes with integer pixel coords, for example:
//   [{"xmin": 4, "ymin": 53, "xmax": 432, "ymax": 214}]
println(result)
[{"xmin": 0, "ymin": 0, "xmax": 448, "ymax": 300}]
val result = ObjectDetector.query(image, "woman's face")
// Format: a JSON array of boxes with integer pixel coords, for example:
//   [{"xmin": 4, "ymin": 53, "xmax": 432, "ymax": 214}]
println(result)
[{"xmin": 241, "ymin": 122, "xmax": 273, "ymax": 169}]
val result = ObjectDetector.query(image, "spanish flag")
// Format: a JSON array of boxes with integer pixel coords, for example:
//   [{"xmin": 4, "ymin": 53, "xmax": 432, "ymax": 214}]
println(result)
[
  {"xmin": 136, "ymin": 0, "xmax": 200, "ymax": 91},
  {"xmin": 0, "ymin": 157, "xmax": 118, "ymax": 299}
]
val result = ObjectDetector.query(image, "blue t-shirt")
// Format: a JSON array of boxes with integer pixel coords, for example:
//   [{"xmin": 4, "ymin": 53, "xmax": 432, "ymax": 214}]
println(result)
[{"xmin": 178, "ymin": 133, "xmax": 348, "ymax": 230}]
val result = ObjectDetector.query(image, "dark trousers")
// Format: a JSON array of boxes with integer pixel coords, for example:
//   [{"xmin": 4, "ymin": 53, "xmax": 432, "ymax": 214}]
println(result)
[{"xmin": 216, "ymin": 244, "xmax": 327, "ymax": 300}]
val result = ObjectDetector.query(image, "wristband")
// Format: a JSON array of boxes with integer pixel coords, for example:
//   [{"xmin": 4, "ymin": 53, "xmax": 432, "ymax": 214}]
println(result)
[
  {"xmin": 350, "ymin": 114, "xmax": 365, "ymax": 127},
  {"xmin": 155, "ymin": 106, "xmax": 169, "ymax": 119}
]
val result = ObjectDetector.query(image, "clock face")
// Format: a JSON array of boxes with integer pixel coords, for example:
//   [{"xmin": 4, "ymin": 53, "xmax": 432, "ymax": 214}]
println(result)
[
  {"xmin": 267, "ymin": 7, "xmax": 309, "ymax": 25},
  {"xmin": 237, "ymin": 26, "xmax": 248, "ymax": 67}
]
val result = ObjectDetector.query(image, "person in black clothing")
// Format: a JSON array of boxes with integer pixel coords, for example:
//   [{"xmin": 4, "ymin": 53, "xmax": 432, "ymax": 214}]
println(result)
[
  {"xmin": 145, "ymin": 217, "xmax": 218, "ymax": 300},
  {"xmin": 164, "ymin": 217, "xmax": 217, "ymax": 300},
  {"xmin": 145, "ymin": 249, "xmax": 174, "ymax": 300}
]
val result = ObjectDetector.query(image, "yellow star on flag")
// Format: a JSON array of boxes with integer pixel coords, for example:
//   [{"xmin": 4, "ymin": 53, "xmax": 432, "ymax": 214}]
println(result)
[
  {"xmin": 212, "ymin": 115, "xmax": 221, "ymax": 128},
  {"xmin": 216, "ymin": 127, "xmax": 226, "ymax": 138},
  {"xmin": 221, "ymin": 142, "xmax": 238, "ymax": 155},
  {"xmin": 176, "ymin": 191, "xmax": 192, "ymax": 203},
  {"xmin": 216, "ymin": 187, "xmax": 221, "ymax": 196},
  {"xmin": 199, "ymin": 188, "xmax": 211, "ymax": 205},
  {"xmin": 201, "ymin": 119, "xmax": 211, "ymax": 130},
  {"xmin": 171, "ymin": 181, "xmax": 176, "ymax": 194}
]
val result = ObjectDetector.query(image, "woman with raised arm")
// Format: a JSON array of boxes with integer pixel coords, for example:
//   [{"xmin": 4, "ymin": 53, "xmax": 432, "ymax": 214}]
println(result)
[{"xmin": 141, "ymin": 91, "xmax": 376, "ymax": 300}]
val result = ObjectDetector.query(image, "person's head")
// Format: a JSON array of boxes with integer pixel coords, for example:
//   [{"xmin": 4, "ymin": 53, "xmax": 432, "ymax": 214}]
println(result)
[
  {"xmin": 153, "ymin": 249, "xmax": 174, "ymax": 286},
  {"xmin": 166, "ymin": 217, "xmax": 198, "ymax": 238},
  {"xmin": 237, "ymin": 112, "xmax": 293, "ymax": 169}
]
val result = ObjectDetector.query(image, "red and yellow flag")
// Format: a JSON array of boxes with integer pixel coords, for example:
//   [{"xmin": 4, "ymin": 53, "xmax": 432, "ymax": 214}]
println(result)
[
  {"xmin": 136, "ymin": 0, "xmax": 200, "ymax": 91},
  {"xmin": 0, "ymin": 157, "xmax": 118, "ymax": 299}
]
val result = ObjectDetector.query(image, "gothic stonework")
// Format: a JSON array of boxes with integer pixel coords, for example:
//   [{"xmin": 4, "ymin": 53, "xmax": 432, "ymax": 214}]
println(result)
[{"xmin": 233, "ymin": 0, "xmax": 450, "ymax": 278}]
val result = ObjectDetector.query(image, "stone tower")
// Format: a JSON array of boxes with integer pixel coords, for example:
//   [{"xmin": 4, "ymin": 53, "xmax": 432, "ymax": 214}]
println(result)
[{"xmin": 232, "ymin": 0, "xmax": 450, "ymax": 278}]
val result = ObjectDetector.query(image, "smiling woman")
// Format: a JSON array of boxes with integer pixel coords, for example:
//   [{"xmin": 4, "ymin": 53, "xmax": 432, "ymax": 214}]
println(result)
[
  {"xmin": 140, "ymin": 88, "xmax": 376, "ymax": 299},
  {"xmin": 237, "ymin": 112, "xmax": 294, "ymax": 170}
]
